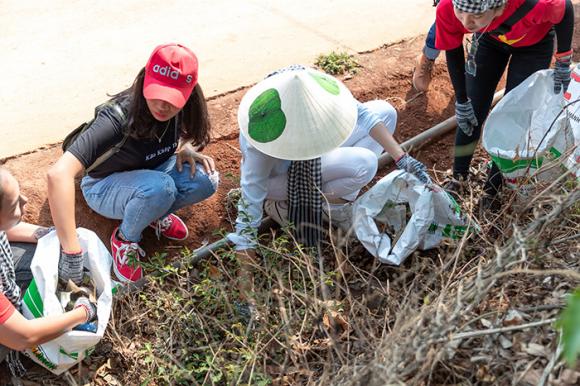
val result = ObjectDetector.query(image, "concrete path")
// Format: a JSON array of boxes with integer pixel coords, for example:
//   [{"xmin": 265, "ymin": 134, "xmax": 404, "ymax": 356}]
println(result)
[{"xmin": 0, "ymin": 0, "xmax": 434, "ymax": 158}]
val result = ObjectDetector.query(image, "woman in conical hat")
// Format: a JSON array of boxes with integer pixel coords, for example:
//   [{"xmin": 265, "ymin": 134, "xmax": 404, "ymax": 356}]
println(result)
[
  {"xmin": 227, "ymin": 65, "xmax": 432, "ymax": 257},
  {"xmin": 435, "ymin": 0, "xmax": 573, "ymax": 208}
]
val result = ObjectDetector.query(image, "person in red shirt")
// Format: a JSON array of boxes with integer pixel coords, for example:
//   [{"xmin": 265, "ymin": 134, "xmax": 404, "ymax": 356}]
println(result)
[
  {"xmin": 0, "ymin": 168, "xmax": 95, "ymax": 372},
  {"xmin": 435, "ymin": 0, "xmax": 574, "ymax": 207}
]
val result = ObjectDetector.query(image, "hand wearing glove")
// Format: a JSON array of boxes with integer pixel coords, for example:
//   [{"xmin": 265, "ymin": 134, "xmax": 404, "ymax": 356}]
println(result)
[
  {"xmin": 554, "ymin": 50, "xmax": 572, "ymax": 94},
  {"xmin": 73, "ymin": 296, "xmax": 97, "ymax": 323},
  {"xmin": 396, "ymin": 153, "xmax": 432, "ymax": 184},
  {"xmin": 455, "ymin": 99, "xmax": 478, "ymax": 137},
  {"xmin": 58, "ymin": 249, "xmax": 84, "ymax": 285}
]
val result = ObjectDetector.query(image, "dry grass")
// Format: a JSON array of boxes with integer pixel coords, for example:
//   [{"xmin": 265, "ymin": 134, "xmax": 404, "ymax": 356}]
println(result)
[{"xmin": 14, "ymin": 160, "xmax": 579, "ymax": 386}]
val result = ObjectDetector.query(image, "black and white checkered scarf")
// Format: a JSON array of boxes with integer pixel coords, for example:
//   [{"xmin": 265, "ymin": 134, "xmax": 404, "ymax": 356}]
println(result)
[
  {"xmin": 265, "ymin": 64, "xmax": 323, "ymax": 247},
  {"xmin": 452, "ymin": 0, "xmax": 507, "ymax": 13},
  {"xmin": 288, "ymin": 158, "xmax": 323, "ymax": 247},
  {"xmin": 0, "ymin": 231, "xmax": 26, "ymax": 376},
  {"xmin": 0, "ymin": 232, "xmax": 20, "ymax": 307}
]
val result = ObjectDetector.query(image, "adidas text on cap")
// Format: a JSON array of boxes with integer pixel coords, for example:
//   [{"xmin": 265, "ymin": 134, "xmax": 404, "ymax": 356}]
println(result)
[{"xmin": 143, "ymin": 43, "xmax": 198, "ymax": 109}]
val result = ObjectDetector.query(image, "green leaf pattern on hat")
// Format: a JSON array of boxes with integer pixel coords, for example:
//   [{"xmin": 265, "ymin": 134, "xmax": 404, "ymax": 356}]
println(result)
[
  {"xmin": 309, "ymin": 73, "xmax": 340, "ymax": 95},
  {"xmin": 248, "ymin": 88, "xmax": 287, "ymax": 143}
]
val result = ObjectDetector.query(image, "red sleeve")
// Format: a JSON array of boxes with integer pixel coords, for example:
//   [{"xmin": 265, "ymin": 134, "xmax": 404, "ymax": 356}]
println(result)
[
  {"xmin": 435, "ymin": 0, "xmax": 466, "ymax": 50},
  {"xmin": 0, "ymin": 292, "xmax": 16, "ymax": 324},
  {"xmin": 532, "ymin": 0, "xmax": 566, "ymax": 24}
]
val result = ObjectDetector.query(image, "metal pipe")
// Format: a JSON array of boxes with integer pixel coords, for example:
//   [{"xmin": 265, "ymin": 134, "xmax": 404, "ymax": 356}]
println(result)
[
  {"xmin": 118, "ymin": 90, "xmax": 506, "ymax": 294},
  {"xmin": 118, "ymin": 238, "xmax": 229, "ymax": 293},
  {"xmin": 378, "ymin": 90, "xmax": 505, "ymax": 168}
]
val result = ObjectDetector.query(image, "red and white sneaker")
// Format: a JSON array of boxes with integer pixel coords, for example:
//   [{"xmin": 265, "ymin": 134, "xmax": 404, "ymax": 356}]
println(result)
[
  {"xmin": 110, "ymin": 227, "xmax": 145, "ymax": 283},
  {"xmin": 149, "ymin": 213, "xmax": 189, "ymax": 241}
]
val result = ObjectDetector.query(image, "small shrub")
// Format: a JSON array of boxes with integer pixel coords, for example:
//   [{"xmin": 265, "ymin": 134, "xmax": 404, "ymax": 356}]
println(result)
[{"xmin": 315, "ymin": 51, "xmax": 360, "ymax": 75}]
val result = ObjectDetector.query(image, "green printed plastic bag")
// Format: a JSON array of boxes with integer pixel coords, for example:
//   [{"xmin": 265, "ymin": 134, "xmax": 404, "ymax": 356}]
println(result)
[
  {"xmin": 352, "ymin": 170, "xmax": 475, "ymax": 265},
  {"xmin": 563, "ymin": 64, "xmax": 580, "ymax": 177},
  {"xmin": 483, "ymin": 69, "xmax": 575, "ymax": 196},
  {"xmin": 21, "ymin": 228, "xmax": 113, "ymax": 375}
]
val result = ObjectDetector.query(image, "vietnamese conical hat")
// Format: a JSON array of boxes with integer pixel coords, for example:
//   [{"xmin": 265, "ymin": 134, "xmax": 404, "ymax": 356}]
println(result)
[{"xmin": 238, "ymin": 67, "xmax": 358, "ymax": 160}]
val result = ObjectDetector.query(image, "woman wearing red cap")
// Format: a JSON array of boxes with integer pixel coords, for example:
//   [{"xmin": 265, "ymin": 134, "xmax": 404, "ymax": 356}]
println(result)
[
  {"xmin": 47, "ymin": 43, "xmax": 218, "ymax": 283},
  {"xmin": 435, "ymin": 0, "xmax": 573, "ymax": 208}
]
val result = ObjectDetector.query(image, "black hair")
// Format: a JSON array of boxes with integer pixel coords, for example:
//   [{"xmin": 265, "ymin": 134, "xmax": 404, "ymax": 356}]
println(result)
[
  {"xmin": 112, "ymin": 68, "xmax": 211, "ymax": 148},
  {"xmin": 0, "ymin": 167, "xmax": 6, "ymax": 213}
]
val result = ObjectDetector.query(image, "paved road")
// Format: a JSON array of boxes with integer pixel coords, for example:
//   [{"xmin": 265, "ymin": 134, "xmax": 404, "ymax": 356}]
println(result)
[{"xmin": 0, "ymin": 0, "xmax": 434, "ymax": 157}]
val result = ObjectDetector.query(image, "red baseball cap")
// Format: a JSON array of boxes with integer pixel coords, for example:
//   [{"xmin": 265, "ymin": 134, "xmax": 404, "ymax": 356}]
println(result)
[{"xmin": 143, "ymin": 43, "xmax": 198, "ymax": 109}]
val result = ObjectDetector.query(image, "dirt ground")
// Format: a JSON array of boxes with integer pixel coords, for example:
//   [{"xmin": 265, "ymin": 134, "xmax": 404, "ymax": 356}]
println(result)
[
  {"xmin": 1, "ymin": 35, "xmax": 456, "ymax": 255},
  {"xmin": 2, "ymin": 6, "xmax": 580, "ymax": 382},
  {"xmin": 4, "ymin": 16, "xmax": 580, "ymax": 260}
]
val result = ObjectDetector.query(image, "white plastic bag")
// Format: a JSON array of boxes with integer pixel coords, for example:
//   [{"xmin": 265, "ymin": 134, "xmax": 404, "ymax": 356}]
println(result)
[
  {"xmin": 483, "ymin": 69, "xmax": 575, "ymax": 194},
  {"xmin": 352, "ymin": 171, "xmax": 472, "ymax": 266},
  {"xmin": 21, "ymin": 228, "xmax": 113, "ymax": 375},
  {"xmin": 563, "ymin": 64, "xmax": 580, "ymax": 177}
]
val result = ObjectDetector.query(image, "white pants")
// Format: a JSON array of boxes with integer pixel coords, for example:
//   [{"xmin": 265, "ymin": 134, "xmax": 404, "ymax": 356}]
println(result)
[{"xmin": 266, "ymin": 100, "xmax": 397, "ymax": 202}]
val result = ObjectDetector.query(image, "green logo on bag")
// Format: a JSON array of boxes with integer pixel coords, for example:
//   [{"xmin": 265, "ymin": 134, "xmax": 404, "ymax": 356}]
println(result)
[
  {"xmin": 309, "ymin": 73, "xmax": 340, "ymax": 95},
  {"xmin": 23, "ymin": 279, "xmax": 44, "ymax": 318},
  {"xmin": 30, "ymin": 346, "xmax": 57, "ymax": 370},
  {"xmin": 248, "ymin": 88, "xmax": 287, "ymax": 143},
  {"xmin": 428, "ymin": 223, "xmax": 438, "ymax": 233},
  {"xmin": 59, "ymin": 347, "xmax": 79, "ymax": 360},
  {"xmin": 491, "ymin": 155, "xmax": 544, "ymax": 174},
  {"xmin": 442, "ymin": 224, "xmax": 468, "ymax": 239}
]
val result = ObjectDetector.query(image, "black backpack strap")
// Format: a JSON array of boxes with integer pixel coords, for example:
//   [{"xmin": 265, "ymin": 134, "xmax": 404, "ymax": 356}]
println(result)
[
  {"xmin": 489, "ymin": 0, "xmax": 538, "ymax": 37},
  {"xmin": 85, "ymin": 103, "xmax": 129, "ymax": 174}
]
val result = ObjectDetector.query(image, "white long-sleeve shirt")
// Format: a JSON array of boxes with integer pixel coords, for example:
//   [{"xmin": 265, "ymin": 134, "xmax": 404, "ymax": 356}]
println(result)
[{"xmin": 227, "ymin": 100, "xmax": 393, "ymax": 250}]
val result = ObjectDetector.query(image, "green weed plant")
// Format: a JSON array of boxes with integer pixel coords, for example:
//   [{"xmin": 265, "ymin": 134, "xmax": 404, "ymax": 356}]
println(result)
[{"xmin": 314, "ymin": 51, "xmax": 360, "ymax": 75}]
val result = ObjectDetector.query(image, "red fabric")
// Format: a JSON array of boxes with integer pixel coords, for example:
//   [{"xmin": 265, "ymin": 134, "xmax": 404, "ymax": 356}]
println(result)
[
  {"xmin": 0, "ymin": 292, "xmax": 16, "ymax": 324},
  {"xmin": 143, "ymin": 43, "xmax": 198, "ymax": 109},
  {"xmin": 435, "ymin": 0, "xmax": 566, "ymax": 50}
]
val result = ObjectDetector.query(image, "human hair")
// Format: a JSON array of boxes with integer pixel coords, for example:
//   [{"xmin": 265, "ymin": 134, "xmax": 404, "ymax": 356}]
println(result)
[
  {"xmin": 113, "ymin": 68, "xmax": 211, "ymax": 148},
  {"xmin": 0, "ymin": 167, "xmax": 4, "ymax": 213}
]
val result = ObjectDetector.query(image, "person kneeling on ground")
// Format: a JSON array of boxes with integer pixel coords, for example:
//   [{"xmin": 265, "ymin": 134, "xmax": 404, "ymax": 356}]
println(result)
[
  {"xmin": 47, "ymin": 43, "xmax": 219, "ymax": 283},
  {"xmin": 227, "ymin": 65, "xmax": 432, "ymax": 301},
  {"xmin": 0, "ymin": 168, "xmax": 96, "ymax": 375}
]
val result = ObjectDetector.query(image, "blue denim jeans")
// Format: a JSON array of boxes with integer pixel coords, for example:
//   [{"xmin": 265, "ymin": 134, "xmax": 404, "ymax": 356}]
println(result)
[
  {"xmin": 81, "ymin": 155, "xmax": 219, "ymax": 242},
  {"xmin": 424, "ymin": 22, "xmax": 440, "ymax": 60}
]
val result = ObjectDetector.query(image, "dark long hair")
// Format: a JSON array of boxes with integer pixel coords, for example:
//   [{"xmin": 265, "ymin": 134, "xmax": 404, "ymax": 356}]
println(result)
[{"xmin": 113, "ymin": 68, "xmax": 211, "ymax": 148}]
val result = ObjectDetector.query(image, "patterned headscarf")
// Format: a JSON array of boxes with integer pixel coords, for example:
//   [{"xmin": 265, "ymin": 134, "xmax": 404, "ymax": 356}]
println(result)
[
  {"xmin": 0, "ymin": 232, "xmax": 21, "ymax": 307},
  {"xmin": 0, "ymin": 231, "xmax": 26, "ymax": 377},
  {"xmin": 452, "ymin": 0, "xmax": 507, "ymax": 14}
]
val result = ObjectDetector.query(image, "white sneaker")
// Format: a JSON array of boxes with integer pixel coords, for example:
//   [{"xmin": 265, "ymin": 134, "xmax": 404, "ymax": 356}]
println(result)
[
  {"xmin": 264, "ymin": 200, "xmax": 289, "ymax": 226},
  {"xmin": 265, "ymin": 200, "xmax": 354, "ymax": 232},
  {"xmin": 322, "ymin": 202, "xmax": 354, "ymax": 232}
]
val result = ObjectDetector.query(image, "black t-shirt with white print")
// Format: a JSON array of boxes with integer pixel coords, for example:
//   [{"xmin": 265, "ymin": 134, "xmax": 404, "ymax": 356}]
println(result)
[{"xmin": 67, "ymin": 97, "xmax": 179, "ymax": 179}]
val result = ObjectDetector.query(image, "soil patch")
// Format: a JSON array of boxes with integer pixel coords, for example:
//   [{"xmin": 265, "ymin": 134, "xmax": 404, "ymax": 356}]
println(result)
[
  {"xmin": 5, "ymin": 9, "xmax": 580, "ymax": 256},
  {"xmin": 6, "ymin": 19, "xmax": 574, "ymax": 255},
  {"xmin": 1, "ymin": 36, "xmax": 456, "ymax": 256}
]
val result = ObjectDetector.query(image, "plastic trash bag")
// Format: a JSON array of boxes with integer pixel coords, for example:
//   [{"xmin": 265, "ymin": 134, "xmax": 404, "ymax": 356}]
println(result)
[
  {"xmin": 21, "ymin": 228, "xmax": 113, "ymax": 375},
  {"xmin": 483, "ymin": 69, "xmax": 576, "ymax": 195},
  {"xmin": 563, "ymin": 64, "xmax": 580, "ymax": 177},
  {"xmin": 352, "ymin": 170, "xmax": 473, "ymax": 266}
]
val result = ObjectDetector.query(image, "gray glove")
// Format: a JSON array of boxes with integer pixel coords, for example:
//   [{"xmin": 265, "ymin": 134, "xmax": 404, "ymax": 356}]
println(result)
[
  {"xmin": 73, "ymin": 296, "xmax": 97, "ymax": 323},
  {"xmin": 554, "ymin": 54, "xmax": 572, "ymax": 94},
  {"xmin": 58, "ymin": 249, "xmax": 84, "ymax": 285},
  {"xmin": 396, "ymin": 153, "xmax": 432, "ymax": 184},
  {"xmin": 455, "ymin": 99, "xmax": 478, "ymax": 137}
]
